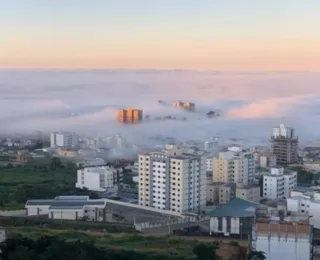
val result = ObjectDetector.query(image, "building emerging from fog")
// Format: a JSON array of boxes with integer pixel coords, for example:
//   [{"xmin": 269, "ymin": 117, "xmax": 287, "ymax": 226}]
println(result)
[
  {"xmin": 173, "ymin": 100, "xmax": 195, "ymax": 112},
  {"xmin": 138, "ymin": 144, "xmax": 206, "ymax": 214},
  {"xmin": 117, "ymin": 106, "xmax": 143, "ymax": 124},
  {"xmin": 270, "ymin": 124, "xmax": 299, "ymax": 165},
  {"xmin": 50, "ymin": 131, "xmax": 78, "ymax": 148}
]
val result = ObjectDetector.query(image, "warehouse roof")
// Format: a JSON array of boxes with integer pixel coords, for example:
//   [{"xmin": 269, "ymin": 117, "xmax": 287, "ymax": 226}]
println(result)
[
  {"xmin": 209, "ymin": 198, "xmax": 261, "ymax": 217},
  {"xmin": 26, "ymin": 196, "xmax": 106, "ymax": 210}
]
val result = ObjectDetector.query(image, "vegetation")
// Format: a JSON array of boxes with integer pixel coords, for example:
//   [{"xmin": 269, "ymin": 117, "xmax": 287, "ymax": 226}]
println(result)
[
  {"xmin": 288, "ymin": 166, "xmax": 314, "ymax": 185},
  {"xmin": 0, "ymin": 234, "xmax": 224, "ymax": 260},
  {"xmin": 229, "ymin": 241, "xmax": 240, "ymax": 247},
  {"xmin": 0, "ymin": 216, "xmax": 135, "ymax": 233},
  {"xmin": 247, "ymin": 250, "xmax": 266, "ymax": 260},
  {"xmin": 0, "ymin": 156, "xmax": 97, "ymax": 210}
]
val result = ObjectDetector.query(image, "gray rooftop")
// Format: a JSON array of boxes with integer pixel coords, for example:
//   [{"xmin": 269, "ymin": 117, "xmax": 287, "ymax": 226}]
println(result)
[
  {"xmin": 209, "ymin": 198, "xmax": 261, "ymax": 217},
  {"xmin": 26, "ymin": 196, "xmax": 106, "ymax": 210}
]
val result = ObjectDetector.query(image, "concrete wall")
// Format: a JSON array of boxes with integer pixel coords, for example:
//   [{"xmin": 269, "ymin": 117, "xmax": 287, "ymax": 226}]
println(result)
[{"xmin": 255, "ymin": 236, "xmax": 311, "ymax": 260}]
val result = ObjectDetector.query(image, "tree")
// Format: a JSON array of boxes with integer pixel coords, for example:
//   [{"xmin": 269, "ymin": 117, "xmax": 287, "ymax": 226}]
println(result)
[
  {"xmin": 193, "ymin": 243, "xmax": 221, "ymax": 260},
  {"xmin": 247, "ymin": 250, "xmax": 266, "ymax": 260}
]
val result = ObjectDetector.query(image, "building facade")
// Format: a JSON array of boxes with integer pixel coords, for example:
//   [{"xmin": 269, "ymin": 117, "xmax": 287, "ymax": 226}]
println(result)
[
  {"xmin": 252, "ymin": 218, "xmax": 313, "ymax": 260},
  {"xmin": 25, "ymin": 196, "xmax": 107, "ymax": 221},
  {"xmin": 76, "ymin": 166, "xmax": 123, "ymax": 192},
  {"xmin": 213, "ymin": 147, "xmax": 255, "ymax": 185},
  {"xmin": 138, "ymin": 144, "xmax": 206, "ymax": 213},
  {"xmin": 236, "ymin": 184, "xmax": 261, "ymax": 203},
  {"xmin": 209, "ymin": 198, "xmax": 262, "ymax": 238},
  {"xmin": 117, "ymin": 106, "xmax": 143, "ymax": 124},
  {"xmin": 270, "ymin": 124, "xmax": 299, "ymax": 165},
  {"xmin": 262, "ymin": 167, "xmax": 297, "ymax": 199},
  {"xmin": 50, "ymin": 131, "xmax": 78, "ymax": 148}
]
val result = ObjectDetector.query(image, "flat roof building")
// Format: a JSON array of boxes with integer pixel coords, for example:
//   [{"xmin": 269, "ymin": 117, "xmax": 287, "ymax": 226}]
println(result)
[{"xmin": 25, "ymin": 196, "xmax": 107, "ymax": 221}]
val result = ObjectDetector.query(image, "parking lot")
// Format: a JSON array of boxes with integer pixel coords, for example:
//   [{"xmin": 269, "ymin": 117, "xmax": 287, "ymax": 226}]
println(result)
[{"xmin": 105, "ymin": 201, "xmax": 181, "ymax": 224}]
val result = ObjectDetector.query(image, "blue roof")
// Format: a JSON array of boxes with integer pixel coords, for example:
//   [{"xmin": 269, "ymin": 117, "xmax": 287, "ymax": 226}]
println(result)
[{"xmin": 209, "ymin": 198, "xmax": 261, "ymax": 217}]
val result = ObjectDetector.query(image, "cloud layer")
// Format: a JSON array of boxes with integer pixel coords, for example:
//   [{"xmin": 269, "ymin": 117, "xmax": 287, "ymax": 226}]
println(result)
[{"xmin": 1, "ymin": 70, "xmax": 320, "ymax": 146}]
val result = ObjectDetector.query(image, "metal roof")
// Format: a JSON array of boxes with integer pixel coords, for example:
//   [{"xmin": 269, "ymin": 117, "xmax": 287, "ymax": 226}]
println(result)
[
  {"xmin": 54, "ymin": 196, "xmax": 89, "ymax": 200},
  {"xmin": 26, "ymin": 200, "xmax": 55, "ymax": 206},
  {"xmin": 209, "ymin": 198, "xmax": 261, "ymax": 217},
  {"xmin": 26, "ymin": 196, "xmax": 106, "ymax": 209}
]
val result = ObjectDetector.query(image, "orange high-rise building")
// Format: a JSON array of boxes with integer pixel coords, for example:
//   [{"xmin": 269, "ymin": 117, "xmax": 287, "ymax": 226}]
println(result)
[{"xmin": 117, "ymin": 106, "xmax": 143, "ymax": 124}]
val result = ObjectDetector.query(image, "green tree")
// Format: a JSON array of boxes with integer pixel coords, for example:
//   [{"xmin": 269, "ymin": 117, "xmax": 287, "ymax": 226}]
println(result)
[
  {"xmin": 247, "ymin": 250, "xmax": 266, "ymax": 260},
  {"xmin": 193, "ymin": 243, "xmax": 221, "ymax": 260}
]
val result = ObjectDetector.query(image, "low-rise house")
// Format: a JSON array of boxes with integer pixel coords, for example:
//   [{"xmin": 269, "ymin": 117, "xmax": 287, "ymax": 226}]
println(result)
[
  {"xmin": 25, "ymin": 196, "xmax": 107, "ymax": 221},
  {"xmin": 209, "ymin": 198, "xmax": 264, "ymax": 238}
]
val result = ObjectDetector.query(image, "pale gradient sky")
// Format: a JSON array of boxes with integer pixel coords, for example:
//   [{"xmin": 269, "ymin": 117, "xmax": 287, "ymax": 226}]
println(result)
[{"xmin": 1, "ymin": 0, "xmax": 320, "ymax": 70}]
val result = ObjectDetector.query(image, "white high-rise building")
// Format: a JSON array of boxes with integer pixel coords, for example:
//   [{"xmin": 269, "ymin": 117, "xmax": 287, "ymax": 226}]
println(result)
[
  {"xmin": 212, "ymin": 146, "xmax": 255, "ymax": 185},
  {"xmin": 262, "ymin": 167, "xmax": 297, "ymax": 199},
  {"xmin": 75, "ymin": 166, "xmax": 122, "ymax": 192},
  {"xmin": 50, "ymin": 132, "xmax": 78, "ymax": 148},
  {"xmin": 272, "ymin": 123, "xmax": 295, "ymax": 139},
  {"xmin": 138, "ymin": 144, "xmax": 206, "ymax": 214}
]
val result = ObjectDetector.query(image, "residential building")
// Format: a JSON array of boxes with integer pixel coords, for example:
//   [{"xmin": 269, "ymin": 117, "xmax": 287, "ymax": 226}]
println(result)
[
  {"xmin": 236, "ymin": 184, "xmax": 261, "ymax": 203},
  {"xmin": 76, "ymin": 166, "xmax": 123, "ymax": 192},
  {"xmin": 25, "ymin": 196, "xmax": 107, "ymax": 221},
  {"xmin": 206, "ymin": 157, "xmax": 213, "ymax": 172},
  {"xmin": 173, "ymin": 100, "xmax": 195, "ymax": 112},
  {"xmin": 252, "ymin": 216, "xmax": 313, "ymax": 260},
  {"xmin": 287, "ymin": 189, "xmax": 320, "ymax": 229},
  {"xmin": 254, "ymin": 151, "xmax": 277, "ymax": 168},
  {"xmin": 219, "ymin": 183, "xmax": 236, "ymax": 204},
  {"xmin": 206, "ymin": 182, "xmax": 222, "ymax": 204},
  {"xmin": 56, "ymin": 148, "xmax": 78, "ymax": 158},
  {"xmin": 209, "ymin": 198, "xmax": 264, "ymax": 238},
  {"xmin": 262, "ymin": 167, "xmax": 297, "ymax": 199},
  {"xmin": 50, "ymin": 131, "xmax": 78, "ymax": 148},
  {"xmin": 270, "ymin": 124, "xmax": 299, "ymax": 165},
  {"xmin": 213, "ymin": 146, "xmax": 255, "ymax": 185},
  {"xmin": 117, "ymin": 106, "xmax": 143, "ymax": 124},
  {"xmin": 138, "ymin": 144, "xmax": 206, "ymax": 214},
  {"xmin": 76, "ymin": 158, "xmax": 106, "ymax": 168}
]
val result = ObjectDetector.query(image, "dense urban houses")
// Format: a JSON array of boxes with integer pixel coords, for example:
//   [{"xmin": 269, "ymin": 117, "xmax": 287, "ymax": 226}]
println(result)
[
  {"xmin": 138, "ymin": 144, "xmax": 206, "ymax": 214},
  {"xmin": 270, "ymin": 124, "xmax": 299, "ymax": 165}
]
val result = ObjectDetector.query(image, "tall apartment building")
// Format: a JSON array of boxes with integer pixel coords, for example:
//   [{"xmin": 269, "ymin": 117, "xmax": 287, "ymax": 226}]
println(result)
[
  {"xmin": 50, "ymin": 131, "xmax": 78, "ymax": 148},
  {"xmin": 138, "ymin": 144, "xmax": 206, "ymax": 213},
  {"xmin": 270, "ymin": 124, "xmax": 299, "ymax": 165},
  {"xmin": 212, "ymin": 146, "xmax": 255, "ymax": 185},
  {"xmin": 262, "ymin": 167, "xmax": 297, "ymax": 199},
  {"xmin": 117, "ymin": 106, "xmax": 143, "ymax": 124},
  {"xmin": 173, "ymin": 100, "xmax": 195, "ymax": 112}
]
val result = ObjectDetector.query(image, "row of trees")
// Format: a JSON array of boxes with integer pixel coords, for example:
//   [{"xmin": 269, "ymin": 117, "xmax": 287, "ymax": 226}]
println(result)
[{"xmin": 0, "ymin": 235, "xmax": 266, "ymax": 260}]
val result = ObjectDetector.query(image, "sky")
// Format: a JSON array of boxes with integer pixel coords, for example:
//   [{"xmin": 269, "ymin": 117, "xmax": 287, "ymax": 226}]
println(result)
[
  {"xmin": 1, "ymin": 70, "xmax": 320, "ymax": 147},
  {"xmin": 1, "ymin": 0, "xmax": 320, "ymax": 70}
]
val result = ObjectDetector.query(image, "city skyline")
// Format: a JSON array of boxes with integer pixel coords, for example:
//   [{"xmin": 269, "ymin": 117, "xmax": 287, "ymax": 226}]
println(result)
[{"xmin": 1, "ymin": 0, "xmax": 320, "ymax": 70}]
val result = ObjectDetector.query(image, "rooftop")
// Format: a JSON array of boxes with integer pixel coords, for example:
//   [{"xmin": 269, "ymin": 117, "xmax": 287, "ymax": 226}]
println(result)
[
  {"xmin": 26, "ymin": 196, "xmax": 106, "ymax": 210},
  {"xmin": 209, "ymin": 198, "xmax": 261, "ymax": 217}
]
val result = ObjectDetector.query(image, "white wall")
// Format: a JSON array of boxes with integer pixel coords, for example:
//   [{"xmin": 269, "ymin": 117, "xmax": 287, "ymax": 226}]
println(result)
[
  {"xmin": 255, "ymin": 236, "xmax": 310, "ymax": 260},
  {"xmin": 26, "ymin": 205, "xmax": 50, "ymax": 216},
  {"xmin": 210, "ymin": 216, "xmax": 240, "ymax": 235}
]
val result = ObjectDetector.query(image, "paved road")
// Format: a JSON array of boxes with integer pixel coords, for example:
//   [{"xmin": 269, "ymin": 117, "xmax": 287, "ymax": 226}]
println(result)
[{"xmin": 0, "ymin": 210, "xmax": 26, "ymax": 216}]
